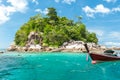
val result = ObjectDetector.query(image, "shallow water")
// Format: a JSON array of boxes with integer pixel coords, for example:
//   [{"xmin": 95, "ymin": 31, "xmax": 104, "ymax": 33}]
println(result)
[{"xmin": 0, "ymin": 52, "xmax": 120, "ymax": 80}]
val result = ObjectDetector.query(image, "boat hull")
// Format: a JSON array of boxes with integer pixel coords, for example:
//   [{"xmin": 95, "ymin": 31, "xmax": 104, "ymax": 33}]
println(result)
[{"xmin": 89, "ymin": 53, "xmax": 120, "ymax": 61}]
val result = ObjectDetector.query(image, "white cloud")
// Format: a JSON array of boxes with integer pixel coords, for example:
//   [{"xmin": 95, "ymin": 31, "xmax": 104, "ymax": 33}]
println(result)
[
  {"xmin": 83, "ymin": 4, "xmax": 120, "ymax": 18},
  {"xmin": 55, "ymin": 0, "xmax": 60, "ymax": 3},
  {"xmin": 96, "ymin": 31, "xmax": 120, "ymax": 47},
  {"xmin": 55, "ymin": 0, "xmax": 76, "ymax": 5},
  {"xmin": 102, "ymin": 32, "xmax": 120, "ymax": 47},
  {"xmin": 104, "ymin": 31, "xmax": 120, "ymax": 47},
  {"xmin": 0, "ymin": 0, "xmax": 28, "ymax": 25},
  {"xmin": 82, "ymin": 6, "xmax": 95, "ymax": 17},
  {"xmin": 0, "ymin": 5, "xmax": 15, "ymax": 25},
  {"xmin": 112, "ymin": 6, "xmax": 120, "ymax": 12},
  {"xmin": 35, "ymin": 8, "xmax": 48, "ymax": 15},
  {"xmin": 0, "ymin": 9, "xmax": 10, "ymax": 24},
  {"xmin": 62, "ymin": 0, "xmax": 76, "ymax": 5},
  {"xmin": 89, "ymin": 29, "xmax": 104, "ymax": 37},
  {"xmin": 32, "ymin": 0, "xmax": 39, "ymax": 5},
  {"xmin": 104, "ymin": 42, "xmax": 120, "ymax": 47},
  {"xmin": 83, "ymin": 4, "xmax": 110, "ymax": 17},
  {"xmin": 103, "ymin": 0, "xmax": 117, "ymax": 3},
  {"xmin": 95, "ymin": 4, "xmax": 110, "ymax": 14},
  {"xmin": 109, "ymin": 32, "xmax": 120, "ymax": 39},
  {"xmin": 7, "ymin": 0, "xmax": 28, "ymax": 13}
]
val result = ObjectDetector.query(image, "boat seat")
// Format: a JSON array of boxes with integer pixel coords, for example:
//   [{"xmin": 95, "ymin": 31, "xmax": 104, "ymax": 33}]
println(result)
[{"xmin": 104, "ymin": 53, "xmax": 117, "ymax": 56}]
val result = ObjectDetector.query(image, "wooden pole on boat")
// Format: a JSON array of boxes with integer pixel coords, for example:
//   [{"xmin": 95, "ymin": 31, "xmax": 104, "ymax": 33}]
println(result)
[
  {"xmin": 84, "ymin": 43, "xmax": 89, "ymax": 61},
  {"xmin": 84, "ymin": 43, "xmax": 97, "ymax": 64},
  {"xmin": 84, "ymin": 43, "xmax": 89, "ymax": 53}
]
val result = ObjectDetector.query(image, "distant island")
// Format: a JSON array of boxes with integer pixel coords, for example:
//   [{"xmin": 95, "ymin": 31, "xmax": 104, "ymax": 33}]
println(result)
[{"xmin": 8, "ymin": 7, "xmax": 104, "ymax": 53}]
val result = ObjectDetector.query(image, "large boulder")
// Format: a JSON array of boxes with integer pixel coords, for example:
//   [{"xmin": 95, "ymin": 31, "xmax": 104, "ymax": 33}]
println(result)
[
  {"xmin": 7, "ymin": 42, "xmax": 16, "ymax": 51},
  {"xmin": 62, "ymin": 40, "xmax": 85, "ymax": 50},
  {"xmin": 27, "ymin": 44, "xmax": 42, "ymax": 52}
]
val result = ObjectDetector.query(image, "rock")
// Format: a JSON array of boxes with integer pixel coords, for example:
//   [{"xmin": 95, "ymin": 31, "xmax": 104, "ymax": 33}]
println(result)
[
  {"xmin": 27, "ymin": 44, "xmax": 42, "ymax": 52},
  {"xmin": 27, "ymin": 32, "xmax": 42, "ymax": 45},
  {"xmin": 0, "ymin": 51, "xmax": 4, "ymax": 53},
  {"xmin": 100, "ymin": 45, "xmax": 106, "ymax": 50},
  {"xmin": 36, "ymin": 45, "xmax": 42, "ymax": 49},
  {"xmin": 22, "ymin": 47, "xmax": 28, "ymax": 51},
  {"xmin": 45, "ymin": 47, "xmax": 52, "ymax": 51},
  {"xmin": 60, "ymin": 40, "xmax": 107, "ymax": 53},
  {"xmin": 7, "ymin": 47, "xmax": 16, "ymax": 51},
  {"xmin": 7, "ymin": 42, "xmax": 16, "ymax": 51},
  {"xmin": 61, "ymin": 40, "xmax": 85, "ymax": 50},
  {"xmin": 7, "ymin": 38, "xmax": 107, "ymax": 52},
  {"xmin": 16, "ymin": 46, "xmax": 22, "ymax": 51},
  {"xmin": 51, "ymin": 48, "xmax": 64, "ymax": 52}
]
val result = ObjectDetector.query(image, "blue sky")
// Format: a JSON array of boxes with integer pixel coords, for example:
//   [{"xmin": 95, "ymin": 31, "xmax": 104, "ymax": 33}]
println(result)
[{"xmin": 0, "ymin": 0, "xmax": 120, "ymax": 48}]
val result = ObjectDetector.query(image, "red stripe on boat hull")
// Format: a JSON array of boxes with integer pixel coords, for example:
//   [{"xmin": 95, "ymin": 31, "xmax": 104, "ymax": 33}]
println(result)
[{"xmin": 89, "ymin": 53, "xmax": 120, "ymax": 61}]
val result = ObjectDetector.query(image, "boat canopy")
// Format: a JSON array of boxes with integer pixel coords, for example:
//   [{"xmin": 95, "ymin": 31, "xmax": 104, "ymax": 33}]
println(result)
[{"xmin": 104, "ymin": 50, "xmax": 114, "ymax": 53}]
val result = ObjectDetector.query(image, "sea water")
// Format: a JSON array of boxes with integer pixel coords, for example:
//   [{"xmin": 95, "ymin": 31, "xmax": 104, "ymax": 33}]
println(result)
[{"xmin": 0, "ymin": 52, "xmax": 120, "ymax": 80}]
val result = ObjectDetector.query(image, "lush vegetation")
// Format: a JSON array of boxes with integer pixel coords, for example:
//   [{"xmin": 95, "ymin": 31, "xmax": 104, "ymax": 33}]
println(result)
[{"xmin": 15, "ymin": 7, "xmax": 98, "ymax": 47}]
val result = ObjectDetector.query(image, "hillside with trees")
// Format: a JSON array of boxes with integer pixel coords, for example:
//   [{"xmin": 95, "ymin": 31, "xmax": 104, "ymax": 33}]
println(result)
[{"xmin": 14, "ymin": 7, "xmax": 98, "ymax": 47}]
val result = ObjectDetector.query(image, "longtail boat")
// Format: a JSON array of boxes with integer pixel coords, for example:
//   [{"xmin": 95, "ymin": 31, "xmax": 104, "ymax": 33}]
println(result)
[{"xmin": 84, "ymin": 44, "xmax": 120, "ymax": 64}]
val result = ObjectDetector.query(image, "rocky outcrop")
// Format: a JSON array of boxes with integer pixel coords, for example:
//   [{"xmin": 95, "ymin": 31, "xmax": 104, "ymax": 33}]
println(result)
[
  {"xmin": 8, "ymin": 44, "xmax": 42, "ymax": 52},
  {"xmin": 8, "ymin": 35, "xmax": 107, "ymax": 52},
  {"xmin": 26, "ymin": 32, "xmax": 42, "ymax": 46},
  {"xmin": 60, "ymin": 40, "xmax": 105, "ymax": 52},
  {"xmin": 7, "ymin": 42, "xmax": 17, "ymax": 51},
  {"xmin": 0, "ymin": 51, "xmax": 4, "ymax": 53},
  {"xmin": 8, "ymin": 32, "xmax": 43, "ymax": 52},
  {"xmin": 27, "ymin": 44, "xmax": 42, "ymax": 52},
  {"xmin": 61, "ymin": 40, "xmax": 84, "ymax": 49}
]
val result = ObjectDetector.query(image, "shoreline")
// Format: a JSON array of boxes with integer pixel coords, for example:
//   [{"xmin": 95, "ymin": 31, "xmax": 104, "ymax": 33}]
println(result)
[
  {"xmin": 6, "ymin": 47, "xmax": 105, "ymax": 54},
  {"xmin": 7, "ymin": 41, "xmax": 111, "ymax": 54}
]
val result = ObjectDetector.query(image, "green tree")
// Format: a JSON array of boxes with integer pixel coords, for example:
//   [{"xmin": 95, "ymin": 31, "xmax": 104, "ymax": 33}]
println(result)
[
  {"xmin": 15, "ymin": 30, "xmax": 28, "ymax": 46},
  {"xmin": 47, "ymin": 7, "xmax": 58, "ymax": 25},
  {"xmin": 14, "ymin": 7, "xmax": 98, "ymax": 47},
  {"xmin": 43, "ymin": 25, "xmax": 69, "ymax": 47},
  {"xmin": 87, "ymin": 32, "xmax": 98, "ymax": 44},
  {"xmin": 47, "ymin": 7, "xmax": 58, "ymax": 20}
]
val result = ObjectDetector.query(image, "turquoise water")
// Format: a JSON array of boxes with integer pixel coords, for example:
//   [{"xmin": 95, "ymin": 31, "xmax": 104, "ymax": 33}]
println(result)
[{"xmin": 0, "ymin": 52, "xmax": 120, "ymax": 80}]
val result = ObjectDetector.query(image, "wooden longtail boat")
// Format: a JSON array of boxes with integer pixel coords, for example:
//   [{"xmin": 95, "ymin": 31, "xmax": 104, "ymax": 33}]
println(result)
[{"xmin": 84, "ymin": 44, "xmax": 120, "ymax": 63}]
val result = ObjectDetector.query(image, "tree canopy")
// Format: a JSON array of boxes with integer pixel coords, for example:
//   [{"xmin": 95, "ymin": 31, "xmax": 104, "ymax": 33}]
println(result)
[{"xmin": 14, "ymin": 7, "xmax": 98, "ymax": 47}]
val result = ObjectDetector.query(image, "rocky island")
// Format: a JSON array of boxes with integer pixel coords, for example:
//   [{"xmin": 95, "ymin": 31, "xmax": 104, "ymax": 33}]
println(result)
[{"xmin": 7, "ymin": 7, "xmax": 106, "ymax": 53}]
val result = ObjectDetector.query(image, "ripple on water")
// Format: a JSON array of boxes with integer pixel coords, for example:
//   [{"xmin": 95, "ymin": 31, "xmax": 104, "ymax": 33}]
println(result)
[{"xmin": 0, "ymin": 53, "xmax": 120, "ymax": 80}]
